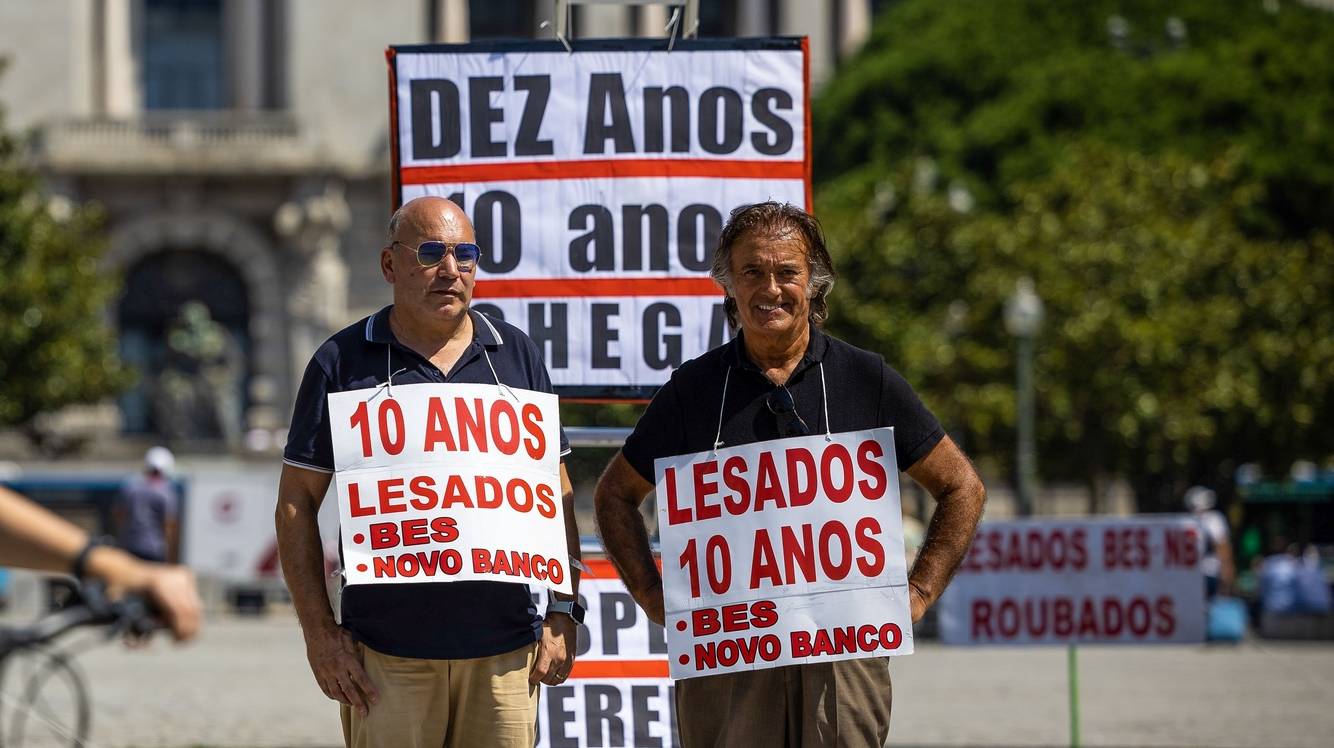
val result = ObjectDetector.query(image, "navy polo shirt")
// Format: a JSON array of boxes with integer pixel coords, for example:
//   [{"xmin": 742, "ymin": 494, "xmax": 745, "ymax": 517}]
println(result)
[
  {"xmin": 284, "ymin": 305, "xmax": 570, "ymax": 660},
  {"xmin": 622, "ymin": 328, "xmax": 944, "ymax": 482}
]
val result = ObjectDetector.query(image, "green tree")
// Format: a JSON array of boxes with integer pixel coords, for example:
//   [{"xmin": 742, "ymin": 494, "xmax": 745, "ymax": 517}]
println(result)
[
  {"xmin": 815, "ymin": 0, "xmax": 1334, "ymax": 239},
  {"xmin": 0, "ymin": 60, "xmax": 130, "ymax": 449},
  {"xmin": 818, "ymin": 144, "xmax": 1333, "ymax": 511}
]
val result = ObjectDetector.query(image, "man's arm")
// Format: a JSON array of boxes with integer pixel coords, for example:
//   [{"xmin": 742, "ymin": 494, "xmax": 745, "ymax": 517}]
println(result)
[
  {"xmin": 0, "ymin": 486, "xmax": 201, "ymax": 641},
  {"xmin": 904, "ymin": 435, "xmax": 987, "ymax": 621},
  {"xmin": 274, "ymin": 464, "xmax": 378, "ymax": 715},
  {"xmin": 530, "ymin": 462, "xmax": 582, "ymax": 685},
  {"xmin": 593, "ymin": 451, "xmax": 662, "ymax": 625}
]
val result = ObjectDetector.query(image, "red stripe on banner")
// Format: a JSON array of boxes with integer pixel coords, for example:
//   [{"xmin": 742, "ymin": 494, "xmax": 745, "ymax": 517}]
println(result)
[
  {"xmin": 385, "ymin": 47, "xmax": 402, "ymax": 211},
  {"xmin": 474, "ymin": 277, "xmax": 722, "ymax": 298},
  {"xmin": 570, "ymin": 660, "xmax": 670, "ymax": 679},
  {"xmin": 581, "ymin": 558, "xmax": 620, "ymax": 579},
  {"xmin": 802, "ymin": 37, "xmax": 814, "ymax": 212},
  {"xmin": 400, "ymin": 158, "xmax": 805, "ymax": 184}
]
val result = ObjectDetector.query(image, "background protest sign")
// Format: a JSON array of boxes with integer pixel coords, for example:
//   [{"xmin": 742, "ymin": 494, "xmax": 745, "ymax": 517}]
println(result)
[
  {"xmin": 654, "ymin": 429, "xmax": 913, "ymax": 680},
  {"xmin": 387, "ymin": 38, "xmax": 810, "ymax": 398},
  {"xmin": 536, "ymin": 558, "xmax": 676, "ymax": 748},
  {"xmin": 326, "ymin": 382, "xmax": 570, "ymax": 594},
  {"xmin": 938, "ymin": 516, "xmax": 1207, "ymax": 645}
]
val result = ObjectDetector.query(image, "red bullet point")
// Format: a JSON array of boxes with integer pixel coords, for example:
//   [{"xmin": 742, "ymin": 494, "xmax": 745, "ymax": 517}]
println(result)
[
  {"xmin": 356, "ymin": 563, "xmax": 368, "ymax": 572},
  {"xmin": 676, "ymin": 620, "xmax": 687, "ymax": 632},
  {"xmin": 678, "ymin": 654, "xmax": 689, "ymax": 665},
  {"xmin": 353, "ymin": 533, "xmax": 365, "ymax": 544}
]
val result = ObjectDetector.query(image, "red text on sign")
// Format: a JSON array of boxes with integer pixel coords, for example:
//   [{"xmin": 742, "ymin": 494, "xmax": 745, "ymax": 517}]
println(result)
[
  {"xmin": 347, "ymin": 474, "xmax": 556, "ymax": 519},
  {"xmin": 692, "ymin": 634, "xmax": 783, "ymax": 670},
  {"xmin": 367, "ymin": 516, "xmax": 459, "ymax": 549},
  {"xmin": 970, "ymin": 595, "xmax": 1176, "ymax": 640},
  {"xmin": 789, "ymin": 623, "xmax": 903, "ymax": 657},
  {"xmin": 348, "ymin": 395, "xmax": 547, "ymax": 460},
  {"xmin": 690, "ymin": 600, "xmax": 778, "ymax": 636},
  {"xmin": 664, "ymin": 439, "xmax": 888, "ymax": 526},
  {"xmin": 472, "ymin": 548, "xmax": 565, "ymax": 584}
]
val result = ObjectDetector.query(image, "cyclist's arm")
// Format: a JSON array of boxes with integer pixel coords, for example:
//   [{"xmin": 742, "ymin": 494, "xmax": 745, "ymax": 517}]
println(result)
[
  {"xmin": 0, "ymin": 486, "xmax": 201, "ymax": 641},
  {"xmin": 0, "ymin": 485, "xmax": 90, "ymax": 572}
]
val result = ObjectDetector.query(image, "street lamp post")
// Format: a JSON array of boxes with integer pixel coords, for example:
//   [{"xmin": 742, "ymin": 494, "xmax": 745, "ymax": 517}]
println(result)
[{"xmin": 1005, "ymin": 277, "xmax": 1044, "ymax": 516}]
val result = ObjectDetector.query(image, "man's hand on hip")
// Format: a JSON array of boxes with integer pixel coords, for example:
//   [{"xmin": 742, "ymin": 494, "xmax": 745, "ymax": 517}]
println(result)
[
  {"xmin": 305, "ymin": 625, "xmax": 379, "ymax": 716},
  {"xmin": 530, "ymin": 613, "xmax": 578, "ymax": 686}
]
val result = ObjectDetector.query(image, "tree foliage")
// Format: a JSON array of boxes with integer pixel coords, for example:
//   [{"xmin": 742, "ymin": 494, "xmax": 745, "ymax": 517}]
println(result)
[
  {"xmin": 0, "ymin": 60, "xmax": 130, "ymax": 439},
  {"xmin": 819, "ymin": 143, "xmax": 1332, "ymax": 510},
  {"xmin": 811, "ymin": 0, "xmax": 1334, "ymax": 508},
  {"xmin": 815, "ymin": 0, "xmax": 1334, "ymax": 240}
]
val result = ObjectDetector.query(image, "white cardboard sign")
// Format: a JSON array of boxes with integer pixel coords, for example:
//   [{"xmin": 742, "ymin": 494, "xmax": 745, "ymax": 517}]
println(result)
[
  {"xmin": 326, "ymin": 382, "xmax": 570, "ymax": 593},
  {"xmin": 654, "ymin": 429, "xmax": 913, "ymax": 680},
  {"xmin": 938, "ymin": 516, "xmax": 1206, "ymax": 645},
  {"xmin": 388, "ymin": 40, "xmax": 810, "ymax": 394}
]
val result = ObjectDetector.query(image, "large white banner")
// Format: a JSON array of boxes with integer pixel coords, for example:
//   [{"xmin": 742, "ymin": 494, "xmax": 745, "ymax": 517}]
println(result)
[
  {"xmin": 654, "ymin": 430, "xmax": 913, "ymax": 680},
  {"xmin": 536, "ymin": 559, "xmax": 676, "ymax": 748},
  {"xmin": 938, "ymin": 517, "xmax": 1207, "ymax": 645},
  {"xmin": 326, "ymin": 382, "xmax": 570, "ymax": 594},
  {"xmin": 388, "ymin": 39, "xmax": 810, "ymax": 396}
]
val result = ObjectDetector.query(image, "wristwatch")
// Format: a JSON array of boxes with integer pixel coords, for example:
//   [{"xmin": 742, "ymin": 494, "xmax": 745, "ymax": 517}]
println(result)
[{"xmin": 547, "ymin": 599, "xmax": 586, "ymax": 625}]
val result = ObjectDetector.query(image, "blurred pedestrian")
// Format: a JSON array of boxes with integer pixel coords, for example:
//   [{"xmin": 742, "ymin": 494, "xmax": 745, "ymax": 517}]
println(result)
[
  {"xmin": 114, "ymin": 446, "xmax": 180, "ymax": 563},
  {"xmin": 1185, "ymin": 486, "xmax": 1234, "ymax": 599}
]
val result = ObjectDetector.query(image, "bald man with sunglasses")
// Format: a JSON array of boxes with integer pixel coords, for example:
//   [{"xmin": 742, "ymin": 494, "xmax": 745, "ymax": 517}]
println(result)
[
  {"xmin": 277, "ymin": 196, "xmax": 582, "ymax": 748},
  {"xmin": 595, "ymin": 202, "xmax": 986, "ymax": 747}
]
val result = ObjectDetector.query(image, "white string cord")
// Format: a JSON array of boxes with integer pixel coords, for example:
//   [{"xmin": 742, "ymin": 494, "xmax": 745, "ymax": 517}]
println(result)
[
  {"xmin": 819, "ymin": 361, "xmax": 832, "ymax": 441},
  {"xmin": 712, "ymin": 368, "xmax": 731, "ymax": 454}
]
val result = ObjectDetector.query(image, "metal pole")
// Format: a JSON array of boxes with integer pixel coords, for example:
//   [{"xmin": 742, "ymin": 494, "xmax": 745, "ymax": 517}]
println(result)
[
  {"xmin": 1016, "ymin": 332, "xmax": 1036, "ymax": 516},
  {"xmin": 1068, "ymin": 644, "xmax": 1081, "ymax": 747}
]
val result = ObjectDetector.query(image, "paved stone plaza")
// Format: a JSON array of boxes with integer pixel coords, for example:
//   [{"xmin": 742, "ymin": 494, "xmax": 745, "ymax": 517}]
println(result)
[{"xmin": 3, "ymin": 612, "xmax": 1328, "ymax": 747}]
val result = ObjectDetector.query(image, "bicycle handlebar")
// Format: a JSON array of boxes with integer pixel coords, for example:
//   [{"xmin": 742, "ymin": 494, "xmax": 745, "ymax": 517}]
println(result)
[{"xmin": 0, "ymin": 585, "xmax": 163, "ymax": 657}]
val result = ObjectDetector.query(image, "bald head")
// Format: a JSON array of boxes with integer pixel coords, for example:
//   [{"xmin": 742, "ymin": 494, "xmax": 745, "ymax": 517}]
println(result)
[{"xmin": 388, "ymin": 196, "xmax": 473, "ymax": 245}]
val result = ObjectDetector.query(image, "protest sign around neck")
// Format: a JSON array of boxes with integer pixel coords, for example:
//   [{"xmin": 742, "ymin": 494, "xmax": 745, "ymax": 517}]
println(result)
[
  {"xmin": 655, "ymin": 428, "xmax": 913, "ymax": 680},
  {"xmin": 327, "ymin": 381, "xmax": 570, "ymax": 594}
]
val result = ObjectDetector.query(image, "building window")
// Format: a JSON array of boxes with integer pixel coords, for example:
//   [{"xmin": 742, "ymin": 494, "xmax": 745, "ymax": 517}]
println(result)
[
  {"xmin": 118, "ymin": 249, "xmax": 251, "ymax": 441},
  {"xmin": 470, "ymin": 0, "xmax": 535, "ymax": 39},
  {"xmin": 142, "ymin": 0, "xmax": 226, "ymax": 109}
]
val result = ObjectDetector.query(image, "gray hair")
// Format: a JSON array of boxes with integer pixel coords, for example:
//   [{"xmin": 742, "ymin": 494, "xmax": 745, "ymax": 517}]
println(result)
[{"xmin": 710, "ymin": 202, "xmax": 837, "ymax": 328}]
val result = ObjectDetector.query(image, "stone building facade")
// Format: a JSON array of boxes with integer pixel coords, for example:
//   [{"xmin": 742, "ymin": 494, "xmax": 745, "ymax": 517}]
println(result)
[{"xmin": 0, "ymin": 0, "xmax": 880, "ymax": 452}]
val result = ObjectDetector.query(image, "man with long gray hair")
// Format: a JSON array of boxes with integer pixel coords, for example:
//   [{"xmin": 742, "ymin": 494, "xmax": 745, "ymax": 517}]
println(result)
[{"xmin": 596, "ymin": 201, "xmax": 986, "ymax": 746}]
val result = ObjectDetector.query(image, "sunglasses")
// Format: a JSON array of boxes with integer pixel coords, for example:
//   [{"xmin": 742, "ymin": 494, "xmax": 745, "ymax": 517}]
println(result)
[
  {"xmin": 765, "ymin": 386, "xmax": 811, "ymax": 438},
  {"xmin": 392, "ymin": 240, "xmax": 482, "ymax": 272}
]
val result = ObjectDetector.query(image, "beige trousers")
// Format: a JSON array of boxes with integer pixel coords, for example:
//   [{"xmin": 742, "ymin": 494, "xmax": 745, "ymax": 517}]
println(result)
[
  {"xmin": 675, "ymin": 658, "xmax": 892, "ymax": 747},
  {"xmin": 341, "ymin": 642, "xmax": 538, "ymax": 748}
]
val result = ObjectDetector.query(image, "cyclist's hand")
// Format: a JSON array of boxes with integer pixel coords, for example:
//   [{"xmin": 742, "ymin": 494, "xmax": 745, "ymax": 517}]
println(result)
[
  {"xmin": 140, "ymin": 565, "xmax": 203, "ymax": 642},
  {"xmin": 306, "ymin": 625, "xmax": 379, "ymax": 716}
]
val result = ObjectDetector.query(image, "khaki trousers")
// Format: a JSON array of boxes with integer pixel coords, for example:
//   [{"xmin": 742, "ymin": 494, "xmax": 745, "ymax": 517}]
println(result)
[
  {"xmin": 341, "ymin": 642, "xmax": 538, "ymax": 748},
  {"xmin": 676, "ymin": 658, "xmax": 892, "ymax": 748}
]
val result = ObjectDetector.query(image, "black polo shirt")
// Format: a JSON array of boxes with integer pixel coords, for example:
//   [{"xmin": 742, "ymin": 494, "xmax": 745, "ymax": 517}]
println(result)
[
  {"xmin": 284, "ymin": 305, "xmax": 570, "ymax": 660},
  {"xmin": 621, "ymin": 328, "xmax": 944, "ymax": 482}
]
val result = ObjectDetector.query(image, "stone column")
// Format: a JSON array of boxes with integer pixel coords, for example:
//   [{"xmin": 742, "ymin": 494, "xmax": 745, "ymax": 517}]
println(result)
[
  {"xmin": 226, "ymin": 0, "xmax": 265, "ymax": 109},
  {"xmin": 577, "ymin": 3, "xmax": 631, "ymax": 38},
  {"xmin": 782, "ymin": 0, "xmax": 832, "ymax": 84},
  {"xmin": 274, "ymin": 180, "xmax": 352, "ymax": 397},
  {"xmin": 637, "ymin": 3, "xmax": 669, "ymax": 37},
  {"xmin": 737, "ymin": 0, "xmax": 769, "ymax": 36},
  {"xmin": 438, "ymin": 0, "xmax": 470, "ymax": 43},
  {"xmin": 839, "ymin": 0, "xmax": 871, "ymax": 60},
  {"xmin": 102, "ymin": 0, "xmax": 137, "ymax": 115}
]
